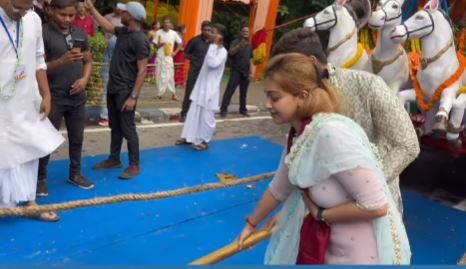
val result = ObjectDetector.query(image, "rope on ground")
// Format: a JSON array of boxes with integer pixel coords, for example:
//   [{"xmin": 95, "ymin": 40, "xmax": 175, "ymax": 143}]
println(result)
[
  {"xmin": 190, "ymin": 228, "xmax": 272, "ymax": 265},
  {"xmin": 0, "ymin": 173, "xmax": 275, "ymax": 218}
]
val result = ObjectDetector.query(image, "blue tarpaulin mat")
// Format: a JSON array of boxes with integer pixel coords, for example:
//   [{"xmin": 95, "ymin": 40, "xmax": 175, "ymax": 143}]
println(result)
[{"xmin": 0, "ymin": 136, "xmax": 464, "ymax": 265}]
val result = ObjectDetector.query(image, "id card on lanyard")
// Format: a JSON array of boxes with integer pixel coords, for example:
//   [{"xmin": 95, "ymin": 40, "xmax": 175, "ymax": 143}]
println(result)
[{"xmin": 0, "ymin": 14, "xmax": 26, "ymax": 81}]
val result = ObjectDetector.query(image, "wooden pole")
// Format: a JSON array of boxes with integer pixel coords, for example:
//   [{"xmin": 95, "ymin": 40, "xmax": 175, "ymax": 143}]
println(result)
[{"xmin": 190, "ymin": 228, "xmax": 272, "ymax": 265}]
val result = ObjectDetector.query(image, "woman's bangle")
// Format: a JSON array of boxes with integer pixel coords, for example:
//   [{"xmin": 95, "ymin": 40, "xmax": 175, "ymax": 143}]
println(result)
[{"xmin": 245, "ymin": 216, "xmax": 258, "ymax": 229}]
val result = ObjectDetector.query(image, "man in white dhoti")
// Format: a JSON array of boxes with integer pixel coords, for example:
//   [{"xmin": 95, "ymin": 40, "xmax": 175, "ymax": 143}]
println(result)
[
  {"xmin": 176, "ymin": 23, "xmax": 228, "ymax": 151},
  {"xmin": 0, "ymin": 0, "xmax": 64, "ymax": 221},
  {"xmin": 154, "ymin": 16, "xmax": 182, "ymax": 101}
]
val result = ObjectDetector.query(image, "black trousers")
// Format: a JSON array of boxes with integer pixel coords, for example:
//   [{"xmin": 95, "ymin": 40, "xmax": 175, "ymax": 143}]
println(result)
[
  {"xmin": 107, "ymin": 91, "xmax": 139, "ymax": 165},
  {"xmin": 220, "ymin": 70, "xmax": 250, "ymax": 114},
  {"xmin": 38, "ymin": 101, "xmax": 85, "ymax": 181},
  {"xmin": 180, "ymin": 68, "xmax": 201, "ymax": 118}
]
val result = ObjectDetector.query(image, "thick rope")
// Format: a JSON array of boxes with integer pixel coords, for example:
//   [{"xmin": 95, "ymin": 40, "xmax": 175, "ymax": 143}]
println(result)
[
  {"xmin": 190, "ymin": 228, "xmax": 272, "ymax": 265},
  {"xmin": 0, "ymin": 173, "xmax": 274, "ymax": 217}
]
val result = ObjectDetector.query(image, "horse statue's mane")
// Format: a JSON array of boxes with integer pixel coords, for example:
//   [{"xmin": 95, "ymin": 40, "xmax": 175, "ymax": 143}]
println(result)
[{"xmin": 345, "ymin": 0, "xmax": 372, "ymax": 28}]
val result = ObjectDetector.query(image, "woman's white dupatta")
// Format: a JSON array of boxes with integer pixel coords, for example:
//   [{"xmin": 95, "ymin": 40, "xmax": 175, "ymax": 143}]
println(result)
[{"xmin": 264, "ymin": 113, "xmax": 411, "ymax": 264}]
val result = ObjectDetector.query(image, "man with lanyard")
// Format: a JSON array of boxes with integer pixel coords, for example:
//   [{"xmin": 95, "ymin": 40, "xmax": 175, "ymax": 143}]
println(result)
[
  {"xmin": 0, "ymin": 0, "xmax": 64, "ymax": 221},
  {"xmin": 38, "ymin": 0, "xmax": 94, "ymax": 196},
  {"xmin": 85, "ymin": 0, "xmax": 149, "ymax": 179},
  {"xmin": 179, "ymin": 20, "xmax": 212, "ymax": 122}
]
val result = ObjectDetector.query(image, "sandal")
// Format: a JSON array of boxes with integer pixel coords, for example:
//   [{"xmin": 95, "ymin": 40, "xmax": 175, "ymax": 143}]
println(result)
[
  {"xmin": 175, "ymin": 138, "xmax": 191, "ymax": 145},
  {"xmin": 193, "ymin": 143, "xmax": 208, "ymax": 151},
  {"xmin": 27, "ymin": 211, "xmax": 60, "ymax": 222}
]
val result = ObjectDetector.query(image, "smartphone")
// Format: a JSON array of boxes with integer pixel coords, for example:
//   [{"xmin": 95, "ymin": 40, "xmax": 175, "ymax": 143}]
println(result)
[{"xmin": 71, "ymin": 38, "xmax": 86, "ymax": 53}]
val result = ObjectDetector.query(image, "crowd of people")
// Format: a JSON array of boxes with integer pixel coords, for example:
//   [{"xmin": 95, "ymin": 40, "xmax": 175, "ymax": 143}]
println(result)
[
  {"xmin": 0, "ymin": 0, "xmax": 253, "ymax": 218},
  {"xmin": 1, "ymin": 0, "xmax": 423, "ymax": 265}
]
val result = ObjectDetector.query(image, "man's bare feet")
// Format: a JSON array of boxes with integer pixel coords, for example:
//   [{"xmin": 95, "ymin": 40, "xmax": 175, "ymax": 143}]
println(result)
[{"xmin": 26, "ymin": 201, "xmax": 60, "ymax": 222}]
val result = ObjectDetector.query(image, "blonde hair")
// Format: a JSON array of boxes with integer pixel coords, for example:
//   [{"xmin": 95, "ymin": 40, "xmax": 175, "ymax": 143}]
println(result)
[{"xmin": 264, "ymin": 53, "xmax": 341, "ymax": 118}]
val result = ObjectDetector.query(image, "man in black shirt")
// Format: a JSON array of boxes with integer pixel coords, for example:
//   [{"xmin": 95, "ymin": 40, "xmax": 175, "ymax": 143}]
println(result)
[
  {"xmin": 85, "ymin": 0, "xmax": 149, "ymax": 180},
  {"xmin": 220, "ymin": 26, "xmax": 252, "ymax": 117},
  {"xmin": 180, "ymin": 20, "xmax": 211, "ymax": 122},
  {"xmin": 38, "ymin": 0, "xmax": 94, "ymax": 196}
]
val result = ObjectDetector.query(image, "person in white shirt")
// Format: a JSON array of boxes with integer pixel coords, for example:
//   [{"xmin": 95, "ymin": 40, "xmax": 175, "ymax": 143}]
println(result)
[
  {"xmin": 0, "ymin": 0, "xmax": 64, "ymax": 221},
  {"xmin": 176, "ymin": 23, "xmax": 228, "ymax": 150},
  {"xmin": 153, "ymin": 16, "xmax": 182, "ymax": 101}
]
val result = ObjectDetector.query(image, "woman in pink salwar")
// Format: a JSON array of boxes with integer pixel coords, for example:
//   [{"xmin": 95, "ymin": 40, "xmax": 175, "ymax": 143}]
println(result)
[{"xmin": 236, "ymin": 53, "xmax": 411, "ymax": 264}]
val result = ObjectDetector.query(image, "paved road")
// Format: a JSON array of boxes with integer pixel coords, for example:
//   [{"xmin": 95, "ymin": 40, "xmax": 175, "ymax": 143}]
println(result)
[{"xmin": 54, "ymin": 115, "xmax": 288, "ymax": 160}]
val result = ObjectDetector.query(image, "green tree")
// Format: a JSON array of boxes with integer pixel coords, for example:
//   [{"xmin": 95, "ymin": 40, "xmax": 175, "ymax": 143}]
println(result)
[
  {"xmin": 87, "ymin": 32, "xmax": 107, "ymax": 106},
  {"xmin": 212, "ymin": 11, "xmax": 249, "ymax": 46},
  {"xmin": 274, "ymin": 0, "xmax": 334, "ymax": 42}
]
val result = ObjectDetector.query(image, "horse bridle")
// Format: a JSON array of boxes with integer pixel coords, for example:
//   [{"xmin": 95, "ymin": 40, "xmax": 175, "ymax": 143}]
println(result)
[
  {"xmin": 379, "ymin": 0, "xmax": 402, "ymax": 23},
  {"xmin": 315, "ymin": 4, "xmax": 359, "ymax": 53},
  {"xmin": 311, "ymin": 5, "xmax": 338, "ymax": 30},
  {"xmin": 401, "ymin": 9, "xmax": 435, "ymax": 40}
]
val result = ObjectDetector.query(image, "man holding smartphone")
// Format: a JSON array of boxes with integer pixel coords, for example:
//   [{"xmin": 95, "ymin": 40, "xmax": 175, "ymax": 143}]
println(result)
[
  {"xmin": 38, "ymin": 0, "xmax": 94, "ymax": 196},
  {"xmin": 220, "ymin": 26, "xmax": 252, "ymax": 118}
]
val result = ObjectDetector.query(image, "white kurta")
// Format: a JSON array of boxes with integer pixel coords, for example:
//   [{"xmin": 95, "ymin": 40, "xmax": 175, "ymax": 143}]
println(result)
[
  {"xmin": 0, "ymin": 9, "xmax": 64, "ymax": 204},
  {"xmin": 181, "ymin": 44, "xmax": 228, "ymax": 145},
  {"xmin": 154, "ymin": 29, "xmax": 182, "ymax": 95}
]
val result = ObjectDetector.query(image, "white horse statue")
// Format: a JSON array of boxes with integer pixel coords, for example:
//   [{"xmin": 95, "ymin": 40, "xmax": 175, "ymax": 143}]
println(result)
[
  {"xmin": 391, "ymin": 0, "xmax": 466, "ymax": 148},
  {"xmin": 368, "ymin": 0, "xmax": 410, "ymax": 95},
  {"xmin": 304, "ymin": 0, "xmax": 371, "ymax": 71}
]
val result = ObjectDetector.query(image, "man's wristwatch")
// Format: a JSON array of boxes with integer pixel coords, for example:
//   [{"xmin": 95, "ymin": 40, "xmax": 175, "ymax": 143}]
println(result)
[{"xmin": 130, "ymin": 92, "xmax": 138, "ymax": 100}]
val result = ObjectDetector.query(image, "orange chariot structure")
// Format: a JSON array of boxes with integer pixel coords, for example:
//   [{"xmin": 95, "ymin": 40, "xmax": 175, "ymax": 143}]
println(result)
[{"xmin": 150, "ymin": 0, "xmax": 281, "ymax": 79}]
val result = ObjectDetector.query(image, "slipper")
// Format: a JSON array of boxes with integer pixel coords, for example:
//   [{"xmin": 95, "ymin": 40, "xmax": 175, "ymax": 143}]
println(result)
[
  {"xmin": 27, "ymin": 211, "xmax": 60, "ymax": 222},
  {"xmin": 175, "ymin": 139, "xmax": 191, "ymax": 145},
  {"xmin": 193, "ymin": 143, "xmax": 208, "ymax": 151}
]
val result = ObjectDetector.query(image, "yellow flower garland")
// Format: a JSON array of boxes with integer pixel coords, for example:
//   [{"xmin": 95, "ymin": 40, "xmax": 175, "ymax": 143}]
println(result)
[{"xmin": 341, "ymin": 43, "xmax": 364, "ymax": 69}]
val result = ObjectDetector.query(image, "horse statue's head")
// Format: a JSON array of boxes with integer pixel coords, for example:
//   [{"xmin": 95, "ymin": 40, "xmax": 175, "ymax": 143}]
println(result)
[
  {"xmin": 391, "ymin": 0, "xmax": 453, "ymax": 43},
  {"xmin": 369, "ymin": 0, "xmax": 404, "ymax": 30},
  {"xmin": 304, "ymin": 0, "xmax": 371, "ymax": 32}
]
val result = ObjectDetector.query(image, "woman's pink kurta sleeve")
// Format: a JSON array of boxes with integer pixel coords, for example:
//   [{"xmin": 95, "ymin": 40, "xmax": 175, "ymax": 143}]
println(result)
[
  {"xmin": 333, "ymin": 167, "xmax": 388, "ymax": 210},
  {"xmin": 268, "ymin": 149, "xmax": 294, "ymax": 202}
]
